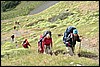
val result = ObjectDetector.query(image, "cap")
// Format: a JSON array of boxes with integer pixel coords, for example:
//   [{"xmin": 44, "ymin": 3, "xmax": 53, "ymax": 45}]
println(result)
[{"xmin": 73, "ymin": 29, "xmax": 78, "ymax": 34}]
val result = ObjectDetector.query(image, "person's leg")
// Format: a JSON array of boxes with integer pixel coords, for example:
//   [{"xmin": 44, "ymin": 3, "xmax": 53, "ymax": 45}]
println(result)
[
  {"xmin": 45, "ymin": 45, "xmax": 49, "ymax": 54},
  {"xmin": 72, "ymin": 45, "xmax": 75, "ymax": 54},
  {"xmin": 46, "ymin": 45, "xmax": 51, "ymax": 54},
  {"xmin": 68, "ymin": 46, "xmax": 74, "ymax": 56},
  {"xmin": 65, "ymin": 43, "xmax": 74, "ymax": 56},
  {"xmin": 44, "ymin": 45, "xmax": 46, "ymax": 54},
  {"xmin": 12, "ymin": 38, "xmax": 14, "ymax": 42},
  {"xmin": 72, "ymin": 47, "xmax": 75, "ymax": 53},
  {"xmin": 11, "ymin": 38, "xmax": 12, "ymax": 42},
  {"xmin": 26, "ymin": 45, "xmax": 28, "ymax": 48},
  {"xmin": 65, "ymin": 43, "xmax": 69, "ymax": 52}
]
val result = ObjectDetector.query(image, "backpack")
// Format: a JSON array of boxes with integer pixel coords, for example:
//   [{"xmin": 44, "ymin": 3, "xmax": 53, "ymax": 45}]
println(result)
[
  {"xmin": 43, "ymin": 31, "xmax": 52, "ymax": 38},
  {"xmin": 63, "ymin": 26, "xmax": 76, "ymax": 42},
  {"xmin": 38, "ymin": 31, "xmax": 52, "ymax": 43},
  {"xmin": 22, "ymin": 40, "xmax": 26, "ymax": 45}
]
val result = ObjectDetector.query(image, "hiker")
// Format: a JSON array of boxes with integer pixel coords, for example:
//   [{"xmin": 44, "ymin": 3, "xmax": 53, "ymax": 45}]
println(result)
[
  {"xmin": 43, "ymin": 33, "xmax": 52, "ymax": 54},
  {"xmin": 63, "ymin": 26, "xmax": 81, "ymax": 56},
  {"xmin": 38, "ymin": 31, "xmax": 52, "ymax": 54},
  {"xmin": 22, "ymin": 39, "xmax": 31, "ymax": 48},
  {"xmin": 11, "ymin": 34, "xmax": 15, "ymax": 42},
  {"xmin": 17, "ymin": 22, "xmax": 20, "ymax": 25},
  {"xmin": 14, "ymin": 26, "xmax": 16, "ymax": 30}
]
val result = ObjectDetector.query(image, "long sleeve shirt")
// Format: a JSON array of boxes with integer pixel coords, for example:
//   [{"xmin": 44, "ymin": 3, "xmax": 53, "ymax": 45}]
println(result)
[{"xmin": 43, "ymin": 38, "xmax": 52, "ymax": 46}]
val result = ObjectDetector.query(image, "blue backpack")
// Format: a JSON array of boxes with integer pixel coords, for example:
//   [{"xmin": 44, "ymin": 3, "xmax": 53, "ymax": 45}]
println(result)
[{"xmin": 63, "ymin": 26, "xmax": 76, "ymax": 42}]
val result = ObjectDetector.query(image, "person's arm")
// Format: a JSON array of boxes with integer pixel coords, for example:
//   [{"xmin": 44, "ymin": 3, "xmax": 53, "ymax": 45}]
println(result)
[
  {"xmin": 29, "ymin": 43, "xmax": 31, "ymax": 46},
  {"xmin": 77, "ymin": 35, "xmax": 81, "ymax": 42},
  {"xmin": 28, "ymin": 42, "xmax": 31, "ymax": 46},
  {"xmin": 26, "ymin": 41, "xmax": 31, "ymax": 46},
  {"xmin": 51, "ymin": 38, "xmax": 52, "ymax": 48}
]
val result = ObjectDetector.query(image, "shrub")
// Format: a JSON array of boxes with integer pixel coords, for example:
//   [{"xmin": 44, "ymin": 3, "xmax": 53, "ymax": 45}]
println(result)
[{"xmin": 1, "ymin": 1, "xmax": 21, "ymax": 12}]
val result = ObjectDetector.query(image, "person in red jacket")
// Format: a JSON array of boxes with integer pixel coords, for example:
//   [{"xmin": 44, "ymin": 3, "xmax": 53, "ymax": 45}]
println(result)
[
  {"xmin": 43, "ymin": 33, "xmax": 52, "ymax": 54},
  {"xmin": 22, "ymin": 39, "xmax": 31, "ymax": 48}
]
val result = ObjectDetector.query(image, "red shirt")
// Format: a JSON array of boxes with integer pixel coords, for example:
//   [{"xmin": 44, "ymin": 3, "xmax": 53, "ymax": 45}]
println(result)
[{"xmin": 43, "ymin": 38, "xmax": 52, "ymax": 46}]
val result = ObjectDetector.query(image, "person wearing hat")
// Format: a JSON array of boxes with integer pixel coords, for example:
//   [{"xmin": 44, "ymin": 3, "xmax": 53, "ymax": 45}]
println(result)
[{"xmin": 64, "ymin": 29, "xmax": 81, "ymax": 56}]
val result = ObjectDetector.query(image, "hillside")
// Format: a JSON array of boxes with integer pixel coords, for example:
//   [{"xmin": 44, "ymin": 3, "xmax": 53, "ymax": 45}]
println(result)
[
  {"xmin": 1, "ymin": 1, "xmax": 99, "ymax": 66},
  {"xmin": 1, "ymin": 1, "xmax": 46, "ymax": 20}
]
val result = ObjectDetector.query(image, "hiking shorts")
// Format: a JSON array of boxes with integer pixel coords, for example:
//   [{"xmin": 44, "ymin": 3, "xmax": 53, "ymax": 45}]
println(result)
[{"xmin": 65, "ymin": 42, "xmax": 71, "ymax": 47}]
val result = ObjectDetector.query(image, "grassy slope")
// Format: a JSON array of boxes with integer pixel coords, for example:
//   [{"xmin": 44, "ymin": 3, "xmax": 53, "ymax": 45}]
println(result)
[
  {"xmin": 1, "ymin": 1, "xmax": 99, "ymax": 66},
  {"xmin": 1, "ymin": 1, "xmax": 46, "ymax": 20}
]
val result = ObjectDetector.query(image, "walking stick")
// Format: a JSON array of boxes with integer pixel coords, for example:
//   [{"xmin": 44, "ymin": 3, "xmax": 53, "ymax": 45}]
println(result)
[{"xmin": 78, "ymin": 42, "xmax": 81, "ymax": 57}]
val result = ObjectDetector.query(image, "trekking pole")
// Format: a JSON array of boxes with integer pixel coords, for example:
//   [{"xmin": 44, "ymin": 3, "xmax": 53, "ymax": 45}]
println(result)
[
  {"xmin": 50, "ymin": 46, "xmax": 53, "ymax": 55},
  {"xmin": 78, "ymin": 42, "xmax": 81, "ymax": 56}
]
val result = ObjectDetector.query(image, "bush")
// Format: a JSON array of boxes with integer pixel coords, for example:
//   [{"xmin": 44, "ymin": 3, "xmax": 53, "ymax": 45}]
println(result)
[{"xmin": 1, "ymin": 1, "xmax": 21, "ymax": 12}]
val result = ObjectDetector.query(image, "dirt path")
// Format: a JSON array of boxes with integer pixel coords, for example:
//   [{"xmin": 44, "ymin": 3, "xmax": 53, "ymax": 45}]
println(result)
[
  {"xmin": 79, "ymin": 35, "xmax": 99, "ymax": 61},
  {"xmin": 28, "ymin": 1, "xmax": 59, "ymax": 15},
  {"xmin": 81, "ymin": 36, "xmax": 99, "ymax": 53}
]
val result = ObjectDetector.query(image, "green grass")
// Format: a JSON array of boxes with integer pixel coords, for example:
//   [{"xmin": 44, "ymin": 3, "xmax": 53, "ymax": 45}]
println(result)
[
  {"xmin": 1, "ymin": 48, "xmax": 98, "ymax": 66},
  {"xmin": 1, "ymin": 1, "xmax": 46, "ymax": 20},
  {"xmin": 1, "ymin": 1, "xmax": 99, "ymax": 66}
]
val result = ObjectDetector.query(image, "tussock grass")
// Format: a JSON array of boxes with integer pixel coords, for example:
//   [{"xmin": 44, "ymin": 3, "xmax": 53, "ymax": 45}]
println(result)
[{"xmin": 1, "ymin": 1, "xmax": 99, "ymax": 66}]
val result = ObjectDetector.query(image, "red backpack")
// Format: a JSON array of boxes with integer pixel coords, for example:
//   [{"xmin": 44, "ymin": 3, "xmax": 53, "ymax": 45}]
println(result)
[{"xmin": 38, "ymin": 35, "xmax": 45, "ymax": 53}]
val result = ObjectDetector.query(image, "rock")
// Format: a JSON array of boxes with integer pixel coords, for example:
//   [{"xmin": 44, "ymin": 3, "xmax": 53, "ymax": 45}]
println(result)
[
  {"xmin": 70, "ymin": 62, "xmax": 74, "ymax": 64},
  {"xmin": 76, "ymin": 64, "xmax": 82, "ymax": 66}
]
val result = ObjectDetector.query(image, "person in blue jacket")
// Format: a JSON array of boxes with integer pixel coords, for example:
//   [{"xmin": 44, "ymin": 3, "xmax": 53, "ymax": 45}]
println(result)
[{"xmin": 63, "ymin": 26, "xmax": 81, "ymax": 55}]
